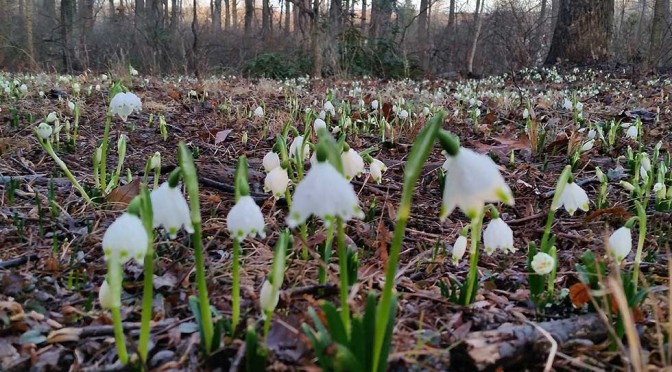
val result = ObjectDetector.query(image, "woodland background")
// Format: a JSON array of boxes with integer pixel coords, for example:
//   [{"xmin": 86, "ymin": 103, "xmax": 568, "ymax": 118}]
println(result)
[{"xmin": 0, "ymin": 0, "xmax": 670, "ymax": 78}]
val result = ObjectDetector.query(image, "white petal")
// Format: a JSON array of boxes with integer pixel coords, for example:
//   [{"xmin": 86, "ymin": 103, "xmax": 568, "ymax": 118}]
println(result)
[
  {"xmin": 150, "ymin": 183, "xmax": 193, "ymax": 239},
  {"xmin": 227, "ymin": 196, "xmax": 266, "ymax": 240},
  {"xmin": 102, "ymin": 213, "xmax": 148, "ymax": 265}
]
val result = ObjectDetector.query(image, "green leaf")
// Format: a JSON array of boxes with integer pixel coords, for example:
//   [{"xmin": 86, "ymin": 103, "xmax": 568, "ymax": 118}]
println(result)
[
  {"xmin": 402, "ymin": 112, "xmax": 444, "ymax": 192},
  {"xmin": 321, "ymin": 301, "xmax": 348, "ymax": 346}
]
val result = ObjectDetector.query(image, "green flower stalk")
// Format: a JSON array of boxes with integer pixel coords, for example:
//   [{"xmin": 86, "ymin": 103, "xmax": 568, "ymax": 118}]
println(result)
[
  {"xmin": 178, "ymin": 142, "xmax": 214, "ymax": 353},
  {"xmin": 100, "ymin": 112, "xmax": 113, "ymax": 193},
  {"xmin": 107, "ymin": 134, "xmax": 128, "ymax": 193},
  {"xmin": 632, "ymin": 201, "xmax": 647, "ymax": 289},
  {"xmin": 372, "ymin": 112, "xmax": 445, "ymax": 372},
  {"xmin": 262, "ymin": 230, "xmax": 289, "ymax": 338},
  {"xmin": 463, "ymin": 209, "xmax": 484, "ymax": 304},
  {"xmin": 107, "ymin": 259, "xmax": 128, "ymax": 364},
  {"xmin": 136, "ymin": 187, "xmax": 154, "ymax": 362}
]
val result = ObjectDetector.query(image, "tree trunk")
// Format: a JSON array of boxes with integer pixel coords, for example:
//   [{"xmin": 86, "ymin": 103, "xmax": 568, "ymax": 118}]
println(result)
[
  {"xmin": 232, "ymin": 0, "xmax": 238, "ymax": 30},
  {"xmin": 23, "ymin": 0, "xmax": 35, "ymax": 69},
  {"xmin": 214, "ymin": 0, "xmax": 222, "ymax": 32},
  {"xmin": 649, "ymin": 0, "xmax": 670, "ymax": 68},
  {"xmin": 109, "ymin": 0, "xmax": 115, "ymax": 17},
  {"xmin": 545, "ymin": 0, "xmax": 614, "ymax": 65},
  {"xmin": 244, "ymin": 0, "xmax": 253, "ymax": 35},
  {"xmin": 311, "ymin": 0, "xmax": 322, "ymax": 77},
  {"xmin": 61, "ymin": 0, "xmax": 76, "ymax": 72},
  {"xmin": 417, "ymin": 0, "xmax": 428, "ymax": 70},
  {"xmin": 447, "ymin": 0, "xmax": 455, "ymax": 71},
  {"xmin": 530, "ymin": 0, "xmax": 548, "ymax": 64},
  {"xmin": 262, "ymin": 0, "xmax": 270, "ymax": 36},
  {"xmin": 369, "ymin": 0, "xmax": 378, "ymax": 38},
  {"xmin": 360, "ymin": 0, "xmax": 366, "ymax": 33},
  {"xmin": 465, "ymin": 0, "xmax": 483, "ymax": 74},
  {"xmin": 191, "ymin": 0, "xmax": 200, "ymax": 77},
  {"xmin": 225, "ymin": 0, "xmax": 231, "ymax": 29},
  {"xmin": 284, "ymin": 0, "xmax": 290, "ymax": 34},
  {"xmin": 135, "ymin": 0, "xmax": 145, "ymax": 24}
]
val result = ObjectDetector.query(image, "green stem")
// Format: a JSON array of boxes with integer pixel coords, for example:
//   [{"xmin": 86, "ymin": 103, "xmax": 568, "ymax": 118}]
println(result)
[
  {"xmin": 232, "ymin": 238, "xmax": 241, "ymax": 330},
  {"xmin": 111, "ymin": 306, "xmax": 128, "ymax": 364},
  {"xmin": 100, "ymin": 113, "xmax": 112, "ymax": 193},
  {"xmin": 300, "ymin": 223, "xmax": 308, "ymax": 260},
  {"xmin": 632, "ymin": 201, "xmax": 647, "ymax": 289},
  {"xmin": 263, "ymin": 310, "xmax": 272, "ymax": 338},
  {"xmin": 138, "ymin": 238, "xmax": 154, "ymax": 361},
  {"xmin": 463, "ymin": 210, "xmax": 484, "ymax": 305},
  {"xmin": 41, "ymin": 140, "xmax": 91, "ymax": 203},
  {"xmin": 336, "ymin": 218, "xmax": 350, "ymax": 330},
  {"xmin": 318, "ymin": 222, "xmax": 335, "ymax": 284},
  {"xmin": 107, "ymin": 259, "xmax": 128, "ymax": 364},
  {"xmin": 540, "ymin": 209, "xmax": 556, "ymax": 251}
]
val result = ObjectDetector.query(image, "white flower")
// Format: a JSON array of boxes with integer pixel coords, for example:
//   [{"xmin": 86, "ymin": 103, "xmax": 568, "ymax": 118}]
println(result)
[
  {"xmin": 95, "ymin": 84, "xmax": 101, "ymax": 92},
  {"xmin": 319, "ymin": 110, "xmax": 326, "ymax": 120},
  {"xmin": 626, "ymin": 125, "xmax": 638, "ymax": 139},
  {"xmin": 289, "ymin": 136, "xmax": 310, "ymax": 161},
  {"xmin": 562, "ymin": 98, "xmax": 573, "ymax": 110},
  {"xmin": 19, "ymin": 84, "xmax": 28, "ymax": 94},
  {"xmin": 287, "ymin": 161, "xmax": 363, "ymax": 227},
  {"xmin": 72, "ymin": 83, "xmax": 80, "ymax": 94},
  {"xmin": 483, "ymin": 217, "xmax": 515, "ymax": 255},
  {"xmin": 371, "ymin": 99, "xmax": 379, "ymax": 110},
  {"xmin": 620, "ymin": 181, "xmax": 636, "ymax": 191},
  {"xmin": 264, "ymin": 167, "xmax": 290, "ymax": 198},
  {"xmin": 130, "ymin": 66, "xmax": 139, "ymax": 76},
  {"xmin": 109, "ymin": 92, "xmax": 142, "ymax": 121},
  {"xmin": 263, "ymin": 152, "xmax": 281, "ymax": 172},
  {"xmin": 341, "ymin": 148, "xmax": 365, "ymax": 180},
  {"xmin": 101, "ymin": 74, "xmax": 108, "ymax": 81},
  {"xmin": 452, "ymin": 235, "xmax": 467, "ymax": 265},
  {"xmin": 254, "ymin": 106, "xmax": 264, "ymax": 118},
  {"xmin": 314, "ymin": 118, "xmax": 327, "ymax": 133},
  {"xmin": 68, "ymin": 101, "xmax": 75, "ymax": 112},
  {"xmin": 227, "ymin": 195, "xmax": 266, "ymax": 241},
  {"xmin": 587, "ymin": 128, "xmax": 597, "ymax": 140},
  {"xmin": 369, "ymin": 158, "xmax": 387, "ymax": 184},
  {"xmin": 399, "ymin": 110, "xmax": 409, "ymax": 120},
  {"xmin": 150, "ymin": 151, "xmax": 161, "ymax": 169},
  {"xmin": 36, "ymin": 123, "xmax": 53, "ymax": 139},
  {"xmin": 422, "ymin": 107, "xmax": 431, "ymax": 116},
  {"xmin": 441, "ymin": 148, "xmax": 514, "ymax": 220},
  {"xmin": 324, "ymin": 101, "xmax": 335, "ymax": 116},
  {"xmin": 46, "ymin": 112, "xmax": 58, "ymax": 123},
  {"xmin": 581, "ymin": 140, "xmax": 594, "ymax": 152},
  {"xmin": 150, "ymin": 182, "xmax": 194, "ymax": 239},
  {"xmin": 608, "ymin": 226, "xmax": 632, "ymax": 264},
  {"xmin": 522, "ymin": 108, "xmax": 529, "ymax": 119},
  {"xmin": 555, "ymin": 182, "xmax": 589, "ymax": 215},
  {"xmin": 99, "ymin": 280, "xmax": 114, "ymax": 309},
  {"xmin": 654, "ymin": 182, "xmax": 666, "ymax": 199},
  {"xmin": 259, "ymin": 279, "xmax": 279, "ymax": 312},
  {"xmin": 531, "ymin": 252, "xmax": 555, "ymax": 275},
  {"xmin": 640, "ymin": 153, "xmax": 651, "ymax": 179},
  {"xmin": 102, "ymin": 213, "xmax": 148, "ymax": 265}
]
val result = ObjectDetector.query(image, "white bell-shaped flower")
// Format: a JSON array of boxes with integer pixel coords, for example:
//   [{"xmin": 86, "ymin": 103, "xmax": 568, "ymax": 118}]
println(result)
[
  {"xmin": 264, "ymin": 167, "xmax": 290, "ymax": 199},
  {"xmin": 371, "ymin": 100, "xmax": 379, "ymax": 110},
  {"xmin": 452, "ymin": 235, "xmax": 467, "ymax": 265},
  {"xmin": 259, "ymin": 279, "xmax": 279, "ymax": 312},
  {"xmin": 19, "ymin": 84, "xmax": 28, "ymax": 94},
  {"xmin": 369, "ymin": 158, "xmax": 387, "ymax": 184},
  {"xmin": 422, "ymin": 107, "xmax": 431, "ymax": 116},
  {"xmin": 287, "ymin": 161, "xmax": 364, "ymax": 227},
  {"xmin": 398, "ymin": 109, "xmax": 409, "ymax": 120},
  {"xmin": 36, "ymin": 123, "xmax": 53, "ymax": 139},
  {"xmin": 150, "ymin": 182, "xmax": 194, "ymax": 239},
  {"xmin": 640, "ymin": 153, "xmax": 651, "ymax": 179},
  {"xmin": 341, "ymin": 148, "xmax": 365, "ymax": 180},
  {"xmin": 227, "ymin": 195, "xmax": 266, "ymax": 241},
  {"xmin": 263, "ymin": 152, "xmax": 281, "ymax": 172},
  {"xmin": 254, "ymin": 106, "xmax": 264, "ymax": 118},
  {"xmin": 522, "ymin": 108, "xmax": 529, "ymax": 119},
  {"xmin": 324, "ymin": 101, "xmax": 335, "ymax": 116},
  {"xmin": 109, "ymin": 92, "xmax": 142, "ymax": 122},
  {"xmin": 102, "ymin": 213, "xmax": 148, "ymax": 265},
  {"xmin": 654, "ymin": 182, "xmax": 666, "ymax": 199},
  {"xmin": 581, "ymin": 140, "xmax": 594, "ymax": 152},
  {"xmin": 99, "ymin": 280, "xmax": 114, "ymax": 309},
  {"xmin": 562, "ymin": 98, "xmax": 573, "ymax": 110},
  {"xmin": 319, "ymin": 110, "xmax": 326, "ymax": 120},
  {"xmin": 314, "ymin": 118, "xmax": 327, "ymax": 133},
  {"xmin": 587, "ymin": 128, "xmax": 597, "ymax": 140},
  {"xmin": 555, "ymin": 182, "xmax": 589, "ymax": 216},
  {"xmin": 531, "ymin": 252, "xmax": 555, "ymax": 275},
  {"xmin": 68, "ymin": 101, "xmax": 75, "ymax": 112},
  {"xmin": 483, "ymin": 217, "xmax": 515, "ymax": 255},
  {"xmin": 289, "ymin": 136, "xmax": 310, "ymax": 161},
  {"xmin": 46, "ymin": 112, "xmax": 58, "ymax": 123},
  {"xmin": 441, "ymin": 148, "xmax": 514, "ymax": 220},
  {"xmin": 626, "ymin": 125, "xmax": 638, "ymax": 139},
  {"xmin": 608, "ymin": 226, "xmax": 632, "ymax": 264}
]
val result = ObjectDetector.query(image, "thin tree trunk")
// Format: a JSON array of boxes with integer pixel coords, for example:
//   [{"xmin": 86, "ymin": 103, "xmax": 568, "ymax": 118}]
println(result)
[
  {"xmin": 360, "ymin": 0, "xmax": 366, "ymax": 33},
  {"xmin": 447, "ymin": 0, "xmax": 455, "ymax": 71},
  {"xmin": 214, "ymin": 0, "xmax": 222, "ymax": 32},
  {"xmin": 135, "ymin": 0, "xmax": 145, "ymax": 24},
  {"xmin": 284, "ymin": 0, "xmax": 290, "ymax": 34},
  {"xmin": 417, "ymin": 0, "xmax": 428, "ymax": 69},
  {"xmin": 24, "ymin": 0, "xmax": 35, "ymax": 69},
  {"xmin": 225, "ymin": 0, "xmax": 231, "ymax": 29},
  {"xmin": 466, "ymin": 0, "xmax": 482, "ymax": 74},
  {"xmin": 649, "ymin": 0, "xmax": 670, "ymax": 68},
  {"xmin": 311, "ymin": 0, "xmax": 322, "ymax": 77},
  {"xmin": 232, "ymin": 0, "xmax": 238, "ymax": 30},
  {"xmin": 191, "ymin": 0, "xmax": 200, "ymax": 77},
  {"xmin": 262, "ymin": 0, "xmax": 270, "ymax": 36}
]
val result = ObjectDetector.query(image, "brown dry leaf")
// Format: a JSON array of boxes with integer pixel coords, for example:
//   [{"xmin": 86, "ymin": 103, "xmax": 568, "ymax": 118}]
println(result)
[
  {"xmin": 214, "ymin": 129, "xmax": 233, "ymax": 145},
  {"xmin": 482, "ymin": 112, "xmax": 498, "ymax": 125},
  {"xmin": 382, "ymin": 102, "xmax": 393, "ymax": 121},
  {"xmin": 106, "ymin": 178, "xmax": 141, "ymax": 208},
  {"xmin": 585, "ymin": 206, "xmax": 631, "ymax": 223},
  {"xmin": 491, "ymin": 135, "xmax": 531, "ymax": 151},
  {"xmin": 47, "ymin": 328, "xmax": 82, "ymax": 344},
  {"xmin": 569, "ymin": 282, "xmax": 591, "ymax": 307}
]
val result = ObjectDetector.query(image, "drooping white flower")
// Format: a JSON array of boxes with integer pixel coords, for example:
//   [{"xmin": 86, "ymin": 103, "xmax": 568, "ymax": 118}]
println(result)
[
  {"xmin": 314, "ymin": 118, "xmax": 327, "ymax": 133},
  {"xmin": 640, "ymin": 153, "xmax": 651, "ymax": 179},
  {"xmin": 227, "ymin": 195, "xmax": 266, "ymax": 241},
  {"xmin": 371, "ymin": 99, "xmax": 379, "ymax": 110},
  {"xmin": 522, "ymin": 108, "xmax": 529, "ymax": 119},
  {"xmin": 398, "ymin": 109, "xmax": 409, "ymax": 120},
  {"xmin": 130, "ymin": 66, "xmax": 139, "ymax": 76},
  {"xmin": 531, "ymin": 252, "xmax": 555, "ymax": 275},
  {"xmin": 324, "ymin": 101, "xmax": 335, "ymax": 116},
  {"xmin": 341, "ymin": 148, "xmax": 365, "ymax": 180},
  {"xmin": 99, "ymin": 280, "xmax": 114, "ymax": 309},
  {"xmin": 254, "ymin": 106, "xmax": 264, "ymax": 118},
  {"xmin": 287, "ymin": 161, "xmax": 363, "ymax": 227},
  {"xmin": 555, "ymin": 182, "xmax": 589, "ymax": 216},
  {"xmin": 562, "ymin": 98, "xmax": 573, "ymax": 110},
  {"xmin": 581, "ymin": 139, "xmax": 594, "ymax": 152},
  {"xmin": 72, "ymin": 83, "xmax": 81, "ymax": 94},
  {"xmin": 626, "ymin": 125, "xmax": 638, "ymax": 139},
  {"xmin": 319, "ymin": 110, "xmax": 326, "ymax": 120},
  {"xmin": 259, "ymin": 279, "xmax": 279, "ymax": 312},
  {"xmin": 369, "ymin": 158, "xmax": 387, "ymax": 184},
  {"xmin": 150, "ymin": 182, "xmax": 194, "ymax": 239},
  {"xmin": 483, "ymin": 217, "xmax": 515, "ymax": 255},
  {"xmin": 441, "ymin": 148, "xmax": 514, "ymax": 220},
  {"xmin": 422, "ymin": 107, "xmax": 431, "ymax": 116},
  {"xmin": 452, "ymin": 235, "xmax": 467, "ymax": 265},
  {"xmin": 587, "ymin": 128, "xmax": 597, "ymax": 140},
  {"xmin": 289, "ymin": 136, "xmax": 310, "ymax": 161},
  {"xmin": 46, "ymin": 112, "xmax": 58, "ymax": 123},
  {"xmin": 654, "ymin": 182, "xmax": 666, "ymax": 199},
  {"xmin": 264, "ymin": 167, "xmax": 290, "ymax": 199},
  {"xmin": 109, "ymin": 92, "xmax": 142, "ymax": 121},
  {"xmin": 102, "ymin": 213, "xmax": 148, "ymax": 265},
  {"xmin": 263, "ymin": 152, "xmax": 281, "ymax": 172},
  {"xmin": 150, "ymin": 151, "xmax": 161, "ymax": 169},
  {"xmin": 19, "ymin": 84, "xmax": 28, "ymax": 94},
  {"xmin": 36, "ymin": 123, "xmax": 53, "ymax": 139},
  {"xmin": 68, "ymin": 101, "xmax": 75, "ymax": 112},
  {"xmin": 608, "ymin": 226, "xmax": 632, "ymax": 264}
]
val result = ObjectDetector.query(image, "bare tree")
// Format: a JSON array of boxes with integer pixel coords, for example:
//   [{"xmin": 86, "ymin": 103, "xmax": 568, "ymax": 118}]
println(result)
[
  {"xmin": 213, "ymin": 0, "xmax": 222, "ymax": 32},
  {"xmin": 649, "ymin": 0, "xmax": 670, "ymax": 68}
]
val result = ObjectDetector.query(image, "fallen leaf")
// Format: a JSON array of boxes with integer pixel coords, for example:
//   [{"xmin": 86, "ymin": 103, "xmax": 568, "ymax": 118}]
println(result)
[
  {"xmin": 569, "ymin": 282, "xmax": 591, "ymax": 307},
  {"xmin": 106, "ymin": 178, "xmax": 141, "ymax": 208},
  {"xmin": 214, "ymin": 129, "xmax": 232, "ymax": 144}
]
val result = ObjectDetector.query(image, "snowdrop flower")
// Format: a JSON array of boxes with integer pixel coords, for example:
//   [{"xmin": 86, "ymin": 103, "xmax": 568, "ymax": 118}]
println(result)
[
  {"xmin": 72, "ymin": 83, "xmax": 80, "ymax": 94},
  {"xmin": 369, "ymin": 158, "xmax": 387, "ymax": 184},
  {"xmin": 95, "ymin": 84, "xmax": 101, "ymax": 92},
  {"xmin": 99, "ymin": 280, "xmax": 114, "ymax": 309},
  {"xmin": 102, "ymin": 213, "xmax": 148, "ymax": 265},
  {"xmin": 109, "ymin": 92, "xmax": 142, "ymax": 121},
  {"xmin": 264, "ymin": 167, "xmax": 290, "ymax": 198},
  {"xmin": 575, "ymin": 101, "xmax": 584, "ymax": 111},
  {"xmin": 399, "ymin": 109, "xmax": 409, "ymax": 120},
  {"xmin": 620, "ymin": 181, "xmax": 636, "ymax": 192},
  {"xmin": 441, "ymin": 148, "xmax": 514, "ymax": 220},
  {"xmin": 587, "ymin": 128, "xmax": 597, "ymax": 140},
  {"xmin": 531, "ymin": 252, "xmax": 555, "ymax": 275},
  {"xmin": 422, "ymin": 106, "xmax": 431, "ymax": 116},
  {"xmin": 227, "ymin": 195, "xmax": 266, "ymax": 241},
  {"xmin": 608, "ymin": 226, "xmax": 632, "ymax": 264},
  {"xmin": 314, "ymin": 118, "xmax": 327, "ymax": 133},
  {"xmin": 19, "ymin": 84, "xmax": 28, "ymax": 94},
  {"xmin": 581, "ymin": 139, "xmax": 594, "ymax": 152},
  {"xmin": 483, "ymin": 217, "xmax": 515, "ymax": 255},
  {"xmin": 626, "ymin": 125, "xmax": 638, "ymax": 139},
  {"xmin": 101, "ymin": 74, "xmax": 108, "ymax": 81},
  {"xmin": 562, "ymin": 98, "xmax": 573, "ymax": 110},
  {"xmin": 555, "ymin": 182, "xmax": 589, "ymax": 215},
  {"xmin": 371, "ymin": 99, "xmax": 379, "ymax": 110},
  {"xmin": 254, "ymin": 106, "xmax": 264, "ymax": 118},
  {"xmin": 130, "ymin": 66, "xmax": 139, "ymax": 76},
  {"xmin": 39, "ymin": 91, "xmax": 45, "ymax": 97},
  {"xmin": 654, "ymin": 182, "xmax": 666, "ymax": 199},
  {"xmin": 263, "ymin": 152, "xmax": 281, "ymax": 172},
  {"xmin": 331, "ymin": 126, "xmax": 341, "ymax": 134},
  {"xmin": 68, "ymin": 101, "xmax": 75, "ymax": 112},
  {"xmin": 342, "ymin": 148, "xmax": 365, "ymax": 180},
  {"xmin": 46, "ymin": 112, "xmax": 58, "ymax": 123},
  {"xmin": 522, "ymin": 108, "xmax": 529, "ymax": 119},
  {"xmin": 289, "ymin": 136, "xmax": 310, "ymax": 161},
  {"xmin": 150, "ymin": 151, "xmax": 161, "ymax": 169},
  {"xmin": 287, "ymin": 161, "xmax": 363, "ymax": 227},
  {"xmin": 452, "ymin": 235, "xmax": 467, "ymax": 265},
  {"xmin": 150, "ymin": 182, "xmax": 194, "ymax": 239},
  {"xmin": 36, "ymin": 123, "xmax": 53, "ymax": 139},
  {"xmin": 259, "ymin": 279, "xmax": 279, "ymax": 312},
  {"xmin": 640, "ymin": 154, "xmax": 651, "ymax": 179},
  {"xmin": 324, "ymin": 101, "xmax": 335, "ymax": 116}
]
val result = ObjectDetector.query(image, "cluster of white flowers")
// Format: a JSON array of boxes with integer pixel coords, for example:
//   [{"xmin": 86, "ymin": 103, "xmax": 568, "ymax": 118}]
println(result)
[{"xmin": 109, "ymin": 92, "xmax": 142, "ymax": 121}]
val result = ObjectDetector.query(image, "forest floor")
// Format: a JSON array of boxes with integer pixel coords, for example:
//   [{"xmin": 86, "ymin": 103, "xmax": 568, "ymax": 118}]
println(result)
[{"xmin": 0, "ymin": 70, "xmax": 671, "ymax": 371}]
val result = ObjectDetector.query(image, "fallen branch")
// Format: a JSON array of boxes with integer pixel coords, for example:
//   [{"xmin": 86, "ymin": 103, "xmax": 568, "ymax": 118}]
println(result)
[
  {"xmin": 0, "ymin": 254, "xmax": 38, "ymax": 269},
  {"xmin": 453, "ymin": 313, "xmax": 607, "ymax": 370}
]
